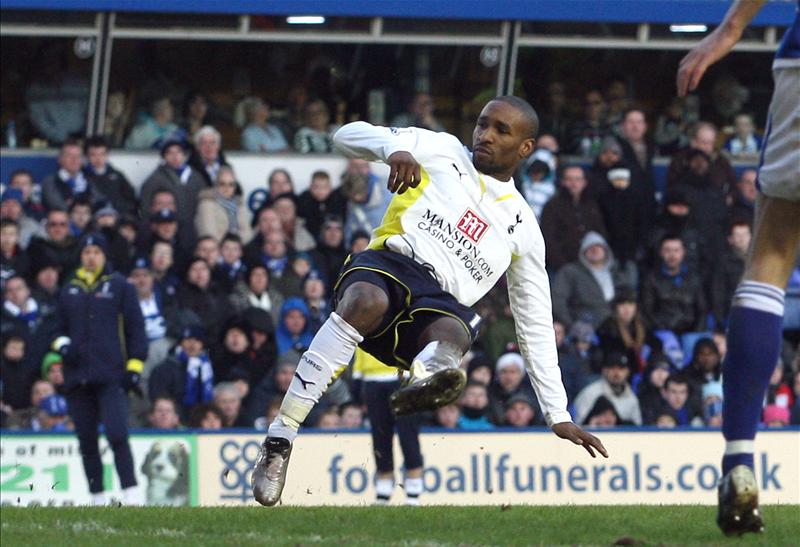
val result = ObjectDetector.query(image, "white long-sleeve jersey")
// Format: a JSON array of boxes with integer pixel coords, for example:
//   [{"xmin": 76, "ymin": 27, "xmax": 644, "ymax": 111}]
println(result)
[{"xmin": 334, "ymin": 122, "xmax": 571, "ymax": 426}]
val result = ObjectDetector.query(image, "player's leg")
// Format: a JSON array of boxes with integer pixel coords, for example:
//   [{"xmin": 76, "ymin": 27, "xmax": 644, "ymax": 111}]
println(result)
[
  {"xmin": 718, "ymin": 194, "xmax": 800, "ymax": 534},
  {"xmin": 717, "ymin": 62, "xmax": 800, "ymax": 535},
  {"xmin": 252, "ymin": 280, "xmax": 388, "ymax": 506},
  {"xmin": 65, "ymin": 385, "xmax": 105, "ymax": 504},
  {"xmin": 395, "ymin": 413, "xmax": 424, "ymax": 505},
  {"xmin": 390, "ymin": 315, "xmax": 471, "ymax": 415},
  {"xmin": 364, "ymin": 380, "xmax": 398, "ymax": 504},
  {"xmin": 98, "ymin": 382, "xmax": 141, "ymax": 505}
]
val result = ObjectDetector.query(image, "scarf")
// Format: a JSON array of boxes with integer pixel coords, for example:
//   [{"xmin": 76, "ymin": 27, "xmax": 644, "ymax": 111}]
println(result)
[
  {"xmin": 216, "ymin": 192, "xmax": 239, "ymax": 234},
  {"xmin": 247, "ymin": 290, "xmax": 272, "ymax": 311},
  {"xmin": 171, "ymin": 164, "xmax": 192, "ymax": 184},
  {"xmin": 4, "ymin": 297, "xmax": 39, "ymax": 327},
  {"xmin": 264, "ymin": 255, "xmax": 288, "ymax": 277},
  {"xmin": 59, "ymin": 169, "xmax": 88, "ymax": 194},
  {"xmin": 177, "ymin": 347, "xmax": 214, "ymax": 407}
]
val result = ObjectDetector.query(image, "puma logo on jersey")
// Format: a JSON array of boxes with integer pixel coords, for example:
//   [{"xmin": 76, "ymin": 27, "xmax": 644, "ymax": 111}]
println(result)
[
  {"xmin": 452, "ymin": 163, "xmax": 468, "ymax": 179},
  {"xmin": 507, "ymin": 213, "xmax": 523, "ymax": 234},
  {"xmin": 294, "ymin": 372, "xmax": 315, "ymax": 390}
]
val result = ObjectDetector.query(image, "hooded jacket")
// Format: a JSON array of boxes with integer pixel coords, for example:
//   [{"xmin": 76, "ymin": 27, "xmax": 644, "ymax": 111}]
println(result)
[{"xmin": 275, "ymin": 297, "xmax": 314, "ymax": 356}]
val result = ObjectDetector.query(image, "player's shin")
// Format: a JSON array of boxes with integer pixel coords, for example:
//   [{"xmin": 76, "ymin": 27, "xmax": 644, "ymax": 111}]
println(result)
[{"xmin": 268, "ymin": 312, "xmax": 364, "ymax": 441}]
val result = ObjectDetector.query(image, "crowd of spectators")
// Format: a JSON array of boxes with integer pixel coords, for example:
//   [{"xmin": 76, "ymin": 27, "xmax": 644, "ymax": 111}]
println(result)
[{"xmin": 1, "ymin": 86, "xmax": 798, "ymax": 434}]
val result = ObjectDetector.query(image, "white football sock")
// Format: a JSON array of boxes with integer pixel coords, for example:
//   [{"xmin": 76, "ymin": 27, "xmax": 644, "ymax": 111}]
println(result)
[
  {"xmin": 404, "ymin": 477, "xmax": 423, "ymax": 505},
  {"xmin": 375, "ymin": 477, "xmax": 394, "ymax": 501},
  {"xmin": 410, "ymin": 341, "xmax": 463, "ymax": 382},
  {"xmin": 91, "ymin": 492, "xmax": 107, "ymax": 506},
  {"xmin": 122, "ymin": 485, "xmax": 142, "ymax": 506},
  {"xmin": 269, "ymin": 313, "xmax": 363, "ymax": 441}
]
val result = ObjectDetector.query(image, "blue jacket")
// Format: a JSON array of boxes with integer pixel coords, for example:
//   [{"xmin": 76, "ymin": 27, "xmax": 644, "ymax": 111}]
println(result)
[{"xmin": 56, "ymin": 267, "xmax": 147, "ymax": 387}]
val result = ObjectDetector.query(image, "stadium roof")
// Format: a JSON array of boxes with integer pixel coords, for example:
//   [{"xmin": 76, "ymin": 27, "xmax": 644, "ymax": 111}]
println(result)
[{"xmin": 1, "ymin": 0, "xmax": 795, "ymax": 26}]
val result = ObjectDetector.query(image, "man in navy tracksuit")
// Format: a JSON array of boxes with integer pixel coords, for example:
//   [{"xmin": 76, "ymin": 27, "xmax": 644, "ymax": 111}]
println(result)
[{"xmin": 52, "ymin": 232, "xmax": 147, "ymax": 505}]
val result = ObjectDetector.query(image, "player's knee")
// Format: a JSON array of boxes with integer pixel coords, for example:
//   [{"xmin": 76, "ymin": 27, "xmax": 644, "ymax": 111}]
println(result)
[
  {"xmin": 418, "ymin": 316, "xmax": 471, "ymax": 354},
  {"xmin": 336, "ymin": 281, "xmax": 390, "ymax": 335}
]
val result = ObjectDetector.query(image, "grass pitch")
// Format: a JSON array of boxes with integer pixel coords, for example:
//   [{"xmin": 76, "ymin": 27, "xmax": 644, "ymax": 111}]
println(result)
[{"xmin": 1, "ymin": 505, "xmax": 798, "ymax": 546}]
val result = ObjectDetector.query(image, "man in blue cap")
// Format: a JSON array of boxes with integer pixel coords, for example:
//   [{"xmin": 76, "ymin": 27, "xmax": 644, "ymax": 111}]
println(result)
[
  {"xmin": 51, "ymin": 231, "xmax": 147, "ymax": 505},
  {"xmin": 37, "ymin": 394, "xmax": 71, "ymax": 432}
]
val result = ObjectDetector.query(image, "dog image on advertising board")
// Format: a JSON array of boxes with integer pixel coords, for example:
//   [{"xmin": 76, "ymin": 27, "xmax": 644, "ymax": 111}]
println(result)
[{"xmin": 140, "ymin": 441, "xmax": 189, "ymax": 506}]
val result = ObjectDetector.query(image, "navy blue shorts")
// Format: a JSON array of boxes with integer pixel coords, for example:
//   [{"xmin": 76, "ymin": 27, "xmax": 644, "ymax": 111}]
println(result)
[{"xmin": 333, "ymin": 249, "xmax": 480, "ymax": 369}]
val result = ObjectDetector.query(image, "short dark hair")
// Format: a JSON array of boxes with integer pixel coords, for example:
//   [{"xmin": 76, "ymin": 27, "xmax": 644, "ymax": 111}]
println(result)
[
  {"xmin": 84, "ymin": 135, "xmax": 109, "ymax": 152},
  {"xmin": 489, "ymin": 95, "xmax": 539, "ymax": 139},
  {"xmin": 9, "ymin": 169, "xmax": 33, "ymax": 183},
  {"xmin": 188, "ymin": 403, "xmax": 224, "ymax": 428},
  {"xmin": 659, "ymin": 234, "xmax": 684, "ymax": 249},
  {"xmin": 727, "ymin": 219, "xmax": 752, "ymax": 236},
  {"xmin": 311, "ymin": 170, "xmax": 330, "ymax": 181},
  {"xmin": 665, "ymin": 373, "xmax": 690, "ymax": 389},
  {"xmin": 61, "ymin": 138, "xmax": 83, "ymax": 151},
  {"xmin": 221, "ymin": 233, "xmax": 243, "ymax": 246},
  {"xmin": 621, "ymin": 107, "xmax": 647, "ymax": 123},
  {"xmin": 151, "ymin": 396, "xmax": 178, "ymax": 413}
]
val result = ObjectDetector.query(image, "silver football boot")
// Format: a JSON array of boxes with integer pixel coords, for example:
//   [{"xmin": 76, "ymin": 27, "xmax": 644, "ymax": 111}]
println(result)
[
  {"xmin": 251, "ymin": 437, "xmax": 293, "ymax": 506},
  {"xmin": 717, "ymin": 465, "xmax": 765, "ymax": 536},
  {"xmin": 390, "ymin": 342, "xmax": 467, "ymax": 415}
]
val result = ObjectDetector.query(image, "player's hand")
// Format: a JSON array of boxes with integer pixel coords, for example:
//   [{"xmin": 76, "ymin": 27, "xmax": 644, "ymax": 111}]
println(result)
[
  {"xmin": 677, "ymin": 29, "xmax": 740, "ymax": 97},
  {"xmin": 386, "ymin": 151, "xmax": 421, "ymax": 195},
  {"xmin": 552, "ymin": 422, "xmax": 609, "ymax": 458}
]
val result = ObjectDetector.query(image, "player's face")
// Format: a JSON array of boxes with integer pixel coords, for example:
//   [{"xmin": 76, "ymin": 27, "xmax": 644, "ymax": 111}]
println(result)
[{"xmin": 472, "ymin": 101, "xmax": 534, "ymax": 180}]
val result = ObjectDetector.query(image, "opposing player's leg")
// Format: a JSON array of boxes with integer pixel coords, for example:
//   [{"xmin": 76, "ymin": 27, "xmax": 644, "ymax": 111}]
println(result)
[
  {"xmin": 390, "ymin": 315, "xmax": 471, "ymax": 415},
  {"xmin": 252, "ymin": 281, "xmax": 387, "ymax": 506},
  {"xmin": 718, "ymin": 194, "xmax": 800, "ymax": 535}
]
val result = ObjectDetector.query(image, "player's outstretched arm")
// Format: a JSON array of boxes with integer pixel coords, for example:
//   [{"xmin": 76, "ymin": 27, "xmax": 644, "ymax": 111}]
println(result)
[
  {"xmin": 386, "ymin": 151, "xmax": 421, "ymax": 195},
  {"xmin": 677, "ymin": 0, "xmax": 767, "ymax": 96},
  {"xmin": 552, "ymin": 422, "xmax": 609, "ymax": 459}
]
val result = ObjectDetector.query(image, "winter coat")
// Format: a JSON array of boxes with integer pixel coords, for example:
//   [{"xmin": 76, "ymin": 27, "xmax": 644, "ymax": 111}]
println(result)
[
  {"xmin": 27, "ymin": 235, "xmax": 80, "ymax": 278},
  {"xmin": 139, "ymin": 164, "xmax": 208, "ymax": 227},
  {"xmin": 711, "ymin": 248, "xmax": 746, "ymax": 328},
  {"xmin": 83, "ymin": 164, "xmax": 138, "ymax": 215},
  {"xmin": 296, "ymin": 188, "xmax": 347, "ymax": 240},
  {"xmin": 194, "ymin": 188, "xmax": 253, "ymax": 243},
  {"xmin": 275, "ymin": 297, "xmax": 314, "ymax": 355},
  {"xmin": 640, "ymin": 265, "xmax": 707, "ymax": 334},
  {"xmin": 539, "ymin": 187, "xmax": 607, "ymax": 272},
  {"xmin": 667, "ymin": 147, "xmax": 736, "ymax": 195}
]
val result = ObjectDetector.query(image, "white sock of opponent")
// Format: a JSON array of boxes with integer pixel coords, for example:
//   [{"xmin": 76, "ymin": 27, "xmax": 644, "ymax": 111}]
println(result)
[
  {"xmin": 269, "ymin": 312, "xmax": 363, "ymax": 441},
  {"xmin": 404, "ymin": 477, "xmax": 423, "ymax": 505}
]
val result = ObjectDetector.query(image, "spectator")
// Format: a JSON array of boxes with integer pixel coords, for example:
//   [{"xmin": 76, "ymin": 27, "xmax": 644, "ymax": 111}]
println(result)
[
  {"xmin": 558, "ymin": 320, "xmax": 602, "ymax": 402},
  {"xmin": 37, "ymin": 394, "xmax": 72, "ymax": 432},
  {"xmin": 538, "ymin": 82, "xmax": 571, "ymax": 146},
  {"xmin": 244, "ymin": 206, "xmax": 281, "ymax": 262},
  {"xmin": 229, "ymin": 263, "xmax": 283, "ymax": 324},
  {"xmin": 723, "ymin": 113, "xmax": 762, "ymax": 157},
  {"xmin": 649, "ymin": 373, "xmax": 703, "ymax": 426},
  {"xmin": 296, "ymin": 171, "xmax": 347, "ymax": 239},
  {"xmin": 702, "ymin": 381, "xmax": 723, "ymax": 427},
  {"xmin": 519, "ymin": 148, "xmax": 557, "ymax": 220},
  {"xmin": 391, "ymin": 93, "xmax": 445, "ymax": 132},
  {"xmin": 193, "ymin": 236, "xmax": 220, "ymax": 269},
  {"xmin": 212, "ymin": 318, "xmax": 257, "ymax": 391},
  {"xmin": 275, "ymin": 297, "xmax": 314, "ymax": 357},
  {"xmin": 214, "ymin": 381, "xmax": 248, "ymax": 427},
  {"xmin": 128, "ymin": 257, "xmax": 173, "ymax": 382},
  {"xmin": 1, "ymin": 333, "xmax": 35, "ymax": 412},
  {"xmin": 189, "ymin": 126, "xmax": 230, "ymax": 187},
  {"xmin": 339, "ymin": 403, "xmax": 364, "ymax": 429},
  {"xmin": 666, "ymin": 121, "xmax": 736, "ymax": 195},
  {"xmin": 245, "ymin": 360, "xmax": 296, "ymax": 427},
  {"xmin": 596, "ymin": 287, "xmax": 656, "ymax": 369},
  {"xmin": 1, "ymin": 275, "xmax": 58, "ymax": 372},
  {"xmin": 434, "ymin": 403, "xmax": 460, "ymax": 428},
  {"xmin": 762, "ymin": 404, "xmax": 790, "ymax": 428},
  {"xmin": 195, "ymin": 166, "xmax": 253, "ymax": 242},
  {"xmin": 568, "ymin": 89, "xmax": 607, "ymax": 157},
  {"xmin": 150, "ymin": 240, "xmax": 180, "ymax": 304},
  {"xmin": 294, "ymin": 99, "xmax": 334, "ymax": 153},
  {"xmin": 8, "ymin": 169, "xmax": 46, "ymax": 222},
  {"xmin": 309, "ymin": 216, "xmax": 348, "ymax": 292},
  {"xmin": 148, "ymin": 326, "xmax": 213, "ymax": 419},
  {"xmin": 574, "ymin": 349, "xmax": 642, "ymax": 425},
  {"xmin": 148, "ymin": 397, "xmax": 182, "ymax": 430},
  {"xmin": 614, "ymin": 109, "xmax": 657, "ymax": 205},
  {"xmin": 125, "ymin": 97, "xmax": 181, "ymax": 150},
  {"xmin": 136, "ymin": 188, "xmax": 196, "ymax": 260},
  {"xmin": 340, "ymin": 159, "xmax": 392, "ymax": 246},
  {"xmin": 503, "ymin": 394, "xmax": 539, "ymax": 428},
  {"xmin": 729, "ymin": 169, "xmax": 757, "ymax": 225},
  {"xmin": 457, "ymin": 381, "xmax": 494, "ymax": 430},
  {"xmin": 29, "ymin": 259, "xmax": 61, "ymax": 308},
  {"xmin": 586, "ymin": 136, "xmax": 624, "ymax": 197},
  {"xmin": 40, "ymin": 139, "xmax": 99, "ymax": 211},
  {"xmin": 67, "ymin": 198, "xmax": 92, "ymax": 237},
  {"xmin": 187, "ymin": 402, "xmax": 224, "ymax": 429},
  {"xmin": 138, "ymin": 208, "xmax": 191, "ymax": 273},
  {"xmin": 176, "ymin": 258, "xmax": 224, "ymax": 341},
  {"xmin": 266, "ymin": 169, "xmax": 295, "ymax": 204},
  {"xmin": 584, "ymin": 396, "xmax": 625, "ymax": 427},
  {"xmin": 790, "ymin": 371, "xmax": 800, "ymax": 425},
  {"xmin": 349, "ymin": 230, "xmax": 371, "ymax": 254},
  {"xmin": 646, "ymin": 190, "xmax": 707, "ymax": 277},
  {"xmin": 1, "ymin": 220, "xmax": 30, "ymax": 287},
  {"xmin": 94, "ymin": 204, "xmax": 134, "ymax": 274},
  {"xmin": 551, "ymin": 231, "xmax": 623, "ymax": 329},
  {"xmin": 597, "ymin": 165, "xmax": 652, "ymax": 277},
  {"xmin": 240, "ymin": 97, "xmax": 289, "ymax": 152},
  {"xmin": 253, "ymin": 231, "xmax": 301, "ymax": 298},
  {"xmin": 540, "ymin": 165, "xmax": 606, "ymax": 272},
  {"xmin": 4, "ymin": 379, "xmax": 55, "ymax": 430},
  {"xmin": 139, "ymin": 139, "xmax": 208, "ymax": 229},
  {"xmin": 766, "ymin": 360, "xmax": 792, "ymax": 409},
  {"xmin": 638, "ymin": 357, "xmax": 675, "ymax": 422},
  {"xmin": 242, "ymin": 307, "xmax": 277, "ymax": 387},
  {"xmin": 41, "ymin": 351, "xmax": 65, "ymax": 392},
  {"xmin": 640, "ymin": 235, "xmax": 707, "ymax": 335},
  {"xmin": 213, "ymin": 234, "xmax": 247, "ymax": 293},
  {"xmin": 1, "ymin": 188, "xmax": 40, "ymax": 249},
  {"xmin": 487, "ymin": 352, "xmax": 535, "ymax": 425},
  {"xmin": 271, "ymin": 193, "xmax": 315, "ymax": 252},
  {"xmin": 711, "ymin": 221, "xmax": 751, "ymax": 329},
  {"xmin": 466, "ymin": 353, "xmax": 494, "ymax": 387},
  {"xmin": 315, "ymin": 407, "xmax": 341, "ymax": 429},
  {"xmin": 654, "ymin": 97, "xmax": 690, "ymax": 156},
  {"xmin": 82, "ymin": 135, "xmax": 137, "ymax": 216},
  {"xmin": 181, "ymin": 92, "xmax": 210, "ymax": 137},
  {"xmin": 303, "ymin": 273, "xmax": 330, "ymax": 333}
]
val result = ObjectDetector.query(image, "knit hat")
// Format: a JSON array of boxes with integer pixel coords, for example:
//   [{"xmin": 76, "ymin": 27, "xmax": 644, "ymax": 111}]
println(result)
[
  {"xmin": 80, "ymin": 232, "xmax": 109, "ymax": 255},
  {"xmin": 496, "ymin": 352, "xmax": 525, "ymax": 374},
  {"xmin": 762, "ymin": 404, "xmax": 790, "ymax": 424},
  {"xmin": 569, "ymin": 320, "xmax": 595, "ymax": 344},
  {"xmin": 602, "ymin": 350, "xmax": 630, "ymax": 369},
  {"xmin": 180, "ymin": 325, "xmax": 207, "ymax": 344},
  {"xmin": 702, "ymin": 381, "xmax": 723, "ymax": 401},
  {"xmin": 129, "ymin": 256, "xmax": 151, "ymax": 273},
  {"xmin": 599, "ymin": 136, "xmax": 623, "ymax": 155},
  {"xmin": 1, "ymin": 188, "xmax": 24, "ymax": 205},
  {"xmin": 150, "ymin": 208, "xmax": 177, "ymax": 224},
  {"xmin": 41, "ymin": 352, "xmax": 64, "ymax": 378},
  {"xmin": 613, "ymin": 286, "xmax": 638, "ymax": 305},
  {"xmin": 94, "ymin": 203, "xmax": 119, "ymax": 221},
  {"xmin": 160, "ymin": 138, "xmax": 187, "ymax": 157},
  {"xmin": 39, "ymin": 394, "xmax": 68, "ymax": 416}
]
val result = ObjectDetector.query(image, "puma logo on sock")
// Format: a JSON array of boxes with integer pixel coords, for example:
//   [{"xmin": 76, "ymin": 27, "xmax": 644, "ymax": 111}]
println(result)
[{"xmin": 294, "ymin": 372, "xmax": 315, "ymax": 390}]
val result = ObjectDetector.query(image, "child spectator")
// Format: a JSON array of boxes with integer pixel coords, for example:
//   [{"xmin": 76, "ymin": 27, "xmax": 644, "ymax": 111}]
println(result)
[
  {"xmin": 457, "ymin": 381, "xmax": 494, "ymax": 430},
  {"xmin": 762, "ymin": 404, "xmax": 790, "ymax": 428},
  {"xmin": 188, "ymin": 402, "xmax": 224, "ymax": 430},
  {"xmin": 723, "ymin": 113, "xmax": 761, "ymax": 157},
  {"xmin": 434, "ymin": 403, "xmax": 460, "ymax": 428}
]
